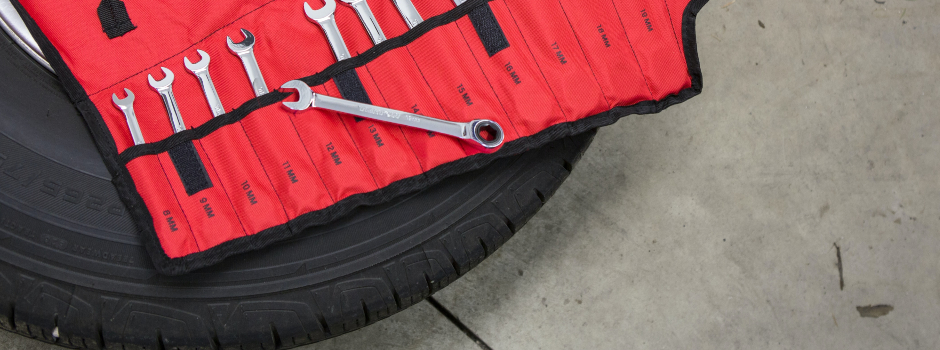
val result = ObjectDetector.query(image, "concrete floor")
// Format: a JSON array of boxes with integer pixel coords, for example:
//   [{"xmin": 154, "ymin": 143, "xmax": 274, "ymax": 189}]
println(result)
[{"xmin": 4, "ymin": 0, "xmax": 940, "ymax": 348}]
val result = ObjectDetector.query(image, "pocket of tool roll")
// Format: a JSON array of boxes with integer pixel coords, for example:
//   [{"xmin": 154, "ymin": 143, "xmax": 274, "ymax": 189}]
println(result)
[{"xmin": 16, "ymin": 0, "xmax": 704, "ymax": 274}]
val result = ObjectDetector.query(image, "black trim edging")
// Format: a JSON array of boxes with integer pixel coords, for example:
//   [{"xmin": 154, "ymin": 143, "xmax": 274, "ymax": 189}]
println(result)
[{"xmin": 13, "ymin": 0, "xmax": 710, "ymax": 275}]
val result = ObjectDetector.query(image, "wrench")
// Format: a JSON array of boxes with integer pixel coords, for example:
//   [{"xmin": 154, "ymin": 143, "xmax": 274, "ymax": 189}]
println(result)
[
  {"xmin": 304, "ymin": 0, "xmax": 352, "ymax": 61},
  {"xmin": 280, "ymin": 80, "xmax": 504, "ymax": 149},
  {"xmin": 111, "ymin": 88, "xmax": 146, "ymax": 145},
  {"xmin": 339, "ymin": 0, "xmax": 386, "ymax": 45},
  {"xmin": 227, "ymin": 29, "xmax": 269, "ymax": 97},
  {"xmin": 184, "ymin": 50, "xmax": 226, "ymax": 117},
  {"xmin": 392, "ymin": 0, "xmax": 423, "ymax": 29},
  {"xmin": 148, "ymin": 67, "xmax": 187, "ymax": 133}
]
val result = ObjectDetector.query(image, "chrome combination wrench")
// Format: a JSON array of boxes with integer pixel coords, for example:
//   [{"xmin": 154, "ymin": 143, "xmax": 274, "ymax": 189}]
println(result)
[
  {"xmin": 184, "ymin": 50, "xmax": 226, "ymax": 117},
  {"xmin": 280, "ymin": 80, "xmax": 504, "ymax": 149},
  {"xmin": 392, "ymin": 0, "xmax": 423, "ymax": 29},
  {"xmin": 228, "ymin": 29, "xmax": 269, "ymax": 97},
  {"xmin": 111, "ymin": 88, "xmax": 146, "ymax": 145},
  {"xmin": 305, "ymin": 0, "xmax": 352, "ymax": 61},
  {"xmin": 339, "ymin": 0, "xmax": 386, "ymax": 45},
  {"xmin": 148, "ymin": 67, "xmax": 187, "ymax": 133}
]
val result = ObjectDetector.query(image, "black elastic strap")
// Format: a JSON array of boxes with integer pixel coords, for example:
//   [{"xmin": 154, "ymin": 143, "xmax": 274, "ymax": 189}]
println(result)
[
  {"xmin": 332, "ymin": 69, "xmax": 371, "ymax": 122},
  {"xmin": 332, "ymin": 69, "xmax": 371, "ymax": 104},
  {"xmin": 167, "ymin": 142, "xmax": 213, "ymax": 196},
  {"xmin": 97, "ymin": 0, "xmax": 136, "ymax": 39},
  {"xmin": 467, "ymin": 4, "xmax": 509, "ymax": 56}
]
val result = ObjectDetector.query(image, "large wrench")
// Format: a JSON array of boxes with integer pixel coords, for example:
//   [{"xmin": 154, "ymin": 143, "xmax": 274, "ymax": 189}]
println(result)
[
  {"xmin": 227, "ymin": 29, "xmax": 269, "ymax": 97},
  {"xmin": 111, "ymin": 88, "xmax": 146, "ymax": 145},
  {"xmin": 184, "ymin": 50, "xmax": 225, "ymax": 117},
  {"xmin": 148, "ymin": 67, "xmax": 187, "ymax": 133},
  {"xmin": 392, "ymin": 0, "xmax": 423, "ymax": 29},
  {"xmin": 281, "ymin": 80, "xmax": 504, "ymax": 149},
  {"xmin": 304, "ymin": 0, "xmax": 352, "ymax": 61},
  {"xmin": 339, "ymin": 0, "xmax": 386, "ymax": 45}
]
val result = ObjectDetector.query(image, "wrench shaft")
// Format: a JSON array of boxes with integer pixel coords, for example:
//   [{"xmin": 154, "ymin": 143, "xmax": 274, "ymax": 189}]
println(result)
[
  {"xmin": 157, "ymin": 88, "xmax": 187, "ymax": 133},
  {"xmin": 123, "ymin": 108, "xmax": 146, "ymax": 145},
  {"xmin": 319, "ymin": 16, "xmax": 351, "ymax": 61},
  {"xmin": 392, "ymin": 0, "xmax": 423, "ymax": 28},
  {"xmin": 313, "ymin": 93, "xmax": 469, "ymax": 138},
  {"xmin": 194, "ymin": 72, "xmax": 226, "ymax": 117},
  {"xmin": 236, "ymin": 51, "xmax": 269, "ymax": 96},
  {"xmin": 349, "ymin": 1, "xmax": 386, "ymax": 44}
]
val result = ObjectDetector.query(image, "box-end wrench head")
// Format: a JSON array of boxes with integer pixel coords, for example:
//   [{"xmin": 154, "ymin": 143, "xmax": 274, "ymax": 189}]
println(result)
[
  {"xmin": 184, "ymin": 50, "xmax": 226, "ymax": 117},
  {"xmin": 227, "ymin": 29, "xmax": 269, "ymax": 96},
  {"xmin": 339, "ymin": 0, "xmax": 386, "ymax": 45},
  {"xmin": 148, "ymin": 67, "xmax": 187, "ymax": 134},
  {"xmin": 111, "ymin": 88, "xmax": 146, "ymax": 145},
  {"xmin": 280, "ymin": 80, "xmax": 505, "ymax": 149},
  {"xmin": 391, "ymin": 0, "xmax": 423, "ymax": 29},
  {"xmin": 304, "ymin": 0, "xmax": 352, "ymax": 61}
]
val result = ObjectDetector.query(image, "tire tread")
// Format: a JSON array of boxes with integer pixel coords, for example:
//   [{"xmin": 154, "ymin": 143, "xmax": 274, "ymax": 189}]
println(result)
[{"xmin": 0, "ymin": 131, "xmax": 595, "ymax": 349}]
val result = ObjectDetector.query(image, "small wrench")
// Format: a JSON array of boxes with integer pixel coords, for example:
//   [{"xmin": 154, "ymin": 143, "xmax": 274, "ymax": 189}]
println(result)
[
  {"xmin": 111, "ymin": 88, "xmax": 146, "ymax": 145},
  {"xmin": 339, "ymin": 0, "xmax": 386, "ymax": 45},
  {"xmin": 148, "ymin": 67, "xmax": 187, "ymax": 133},
  {"xmin": 392, "ymin": 0, "xmax": 423, "ymax": 29},
  {"xmin": 280, "ymin": 80, "xmax": 504, "ymax": 149},
  {"xmin": 184, "ymin": 50, "xmax": 225, "ymax": 117},
  {"xmin": 227, "ymin": 29, "xmax": 269, "ymax": 97},
  {"xmin": 304, "ymin": 0, "xmax": 352, "ymax": 61}
]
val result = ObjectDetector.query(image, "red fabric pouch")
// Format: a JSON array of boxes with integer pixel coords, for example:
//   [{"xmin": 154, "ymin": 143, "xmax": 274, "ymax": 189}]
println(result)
[{"xmin": 13, "ymin": 0, "xmax": 709, "ymax": 275}]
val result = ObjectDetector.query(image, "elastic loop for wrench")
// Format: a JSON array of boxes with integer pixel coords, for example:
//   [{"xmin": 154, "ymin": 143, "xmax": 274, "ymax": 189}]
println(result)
[
  {"xmin": 332, "ymin": 69, "xmax": 372, "ymax": 118},
  {"xmin": 167, "ymin": 142, "xmax": 214, "ymax": 196},
  {"xmin": 466, "ymin": 4, "xmax": 509, "ymax": 56}
]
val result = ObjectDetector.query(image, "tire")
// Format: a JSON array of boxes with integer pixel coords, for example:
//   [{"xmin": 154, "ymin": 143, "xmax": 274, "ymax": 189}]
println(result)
[{"xmin": 0, "ymin": 28, "xmax": 595, "ymax": 349}]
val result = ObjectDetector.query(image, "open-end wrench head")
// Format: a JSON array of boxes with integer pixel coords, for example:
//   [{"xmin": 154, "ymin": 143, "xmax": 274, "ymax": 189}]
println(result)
[
  {"xmin": 111, "ymin": 88, "xmax": 134, "ymax": 107},
  {"xmin": 227, "ymin": 28, "xmax": 255, "ymax": 53},
  {"xmin": 147, "ymin": 67, "xmax": 175, "ymax": 90},
  {"xmin": 183, "ymin": 49, "xmax": 210, "ymax": 73},
  {"xmin": 304, "ymin": 0, "xmax": 336, "ymax": 22},
  {"xmin": 280, "ymin": 80, "xmax": 313, "ymax": 111}
]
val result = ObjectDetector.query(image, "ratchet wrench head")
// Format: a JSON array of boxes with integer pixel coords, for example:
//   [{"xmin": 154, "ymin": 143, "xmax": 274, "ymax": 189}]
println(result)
[
  {"xmin": 468, "ymin": 120, "xmax": 505, "ymax": 149},
  {"xmin": 147, "ymin": 67, "xmax": 175, "ymax": 90},
  {"xmin": 280, "ymin": 80, "xmax": 314, "ymax": 111},
  {"xmin": 183, "ymin": 49, "xmax": 211, "ymax": 73},
  {"xmin": 226, "ymin": 28, "xmax": 256, "ymax": 54},
  {"xmin": 111, "ymin": 88, "xmax": 134, "ymax": 108},
  {"xmin": 304, "ymin": 0, "xmax": 337, "ymax": 22}
]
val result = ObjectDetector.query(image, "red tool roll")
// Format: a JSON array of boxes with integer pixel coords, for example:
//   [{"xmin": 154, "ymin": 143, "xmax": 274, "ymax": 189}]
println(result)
[{"xmin": 14, "ymin": 0, "xmax": 708, "ymax": 275}]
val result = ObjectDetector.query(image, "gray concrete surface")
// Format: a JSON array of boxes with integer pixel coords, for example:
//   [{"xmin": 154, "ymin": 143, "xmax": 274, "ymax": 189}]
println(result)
[{"xmin": 3, "ymin": 0, "xmax": 939, "ymax": 348}]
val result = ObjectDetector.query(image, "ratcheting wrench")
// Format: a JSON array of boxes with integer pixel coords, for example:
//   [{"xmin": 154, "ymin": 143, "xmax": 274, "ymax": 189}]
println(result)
[
  {"xmin": 184, "ymin": 50, "xmax": 226, "ymax": 117},
  {"xmin": 111, "ymin": 88, "xmax": 146, "ymax": 145},
  {"xmin": 304, "ymin": 0, "xmax": 352, "ymax": 61},
  {"xmin": 339, "ymin": 0, "xmax": 386, "ymax": 45},
  {"xmin": 392, "ymin": 0, "xmax": 423, "ymax": 29},
  {"xmin": 280, "ymin": 80, "xmax": 504, "ymax": 149},
  {"xmin": 227, "ymin": 29, "xmax": 269, "ymax": 97},
  {"xmin": 148, "ymin": 67, "xmax": 187, "ymax": 133}
]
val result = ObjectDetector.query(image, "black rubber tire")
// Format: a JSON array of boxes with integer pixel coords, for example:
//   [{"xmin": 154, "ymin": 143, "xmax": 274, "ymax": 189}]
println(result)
[{"xmin": 0, "ymin": 28, "xmax": 595, "ymax": 349}]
